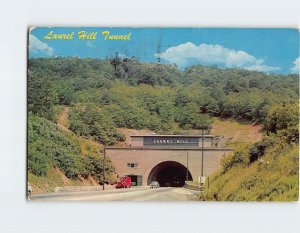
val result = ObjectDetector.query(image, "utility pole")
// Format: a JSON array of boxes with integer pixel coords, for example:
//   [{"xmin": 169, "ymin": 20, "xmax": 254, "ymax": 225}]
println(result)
[
  {"xmin": 201, "ymin": 129, "xmax": 204, "ymax": 177},
  {"xmin": 103, "ymin": 146, "xmax": 106, "ymax": 191},
  {"xmin": 199, "ymin": 129, "xmax": 206, "ymax": 191}
]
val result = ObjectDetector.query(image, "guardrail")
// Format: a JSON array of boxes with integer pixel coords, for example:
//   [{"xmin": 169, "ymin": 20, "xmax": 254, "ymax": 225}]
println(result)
[
  {"xmin": 184, "ymin": 181, "xmax": 200, "ymax": 191},
  {"xmin": 54, "ymin": 185, "xmax": 113, "ymax": 192}
]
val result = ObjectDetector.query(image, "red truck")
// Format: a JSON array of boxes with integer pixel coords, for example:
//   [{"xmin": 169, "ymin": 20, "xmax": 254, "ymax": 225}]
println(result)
[{"xmin": 116, "ymin": 176, "xmax": 131, "ymax": 188}]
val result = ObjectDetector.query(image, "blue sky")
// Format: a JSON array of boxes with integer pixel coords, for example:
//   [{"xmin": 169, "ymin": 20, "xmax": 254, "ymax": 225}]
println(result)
[{"xmin": 29, "ymin": 27, "xmax": 299, "ymax": 74}]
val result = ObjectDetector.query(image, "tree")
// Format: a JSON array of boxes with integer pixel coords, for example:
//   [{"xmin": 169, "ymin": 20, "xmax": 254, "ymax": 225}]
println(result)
[
  {"xmin": 249, "ymin": 137, "xmax": 275, "ymax": 163},
  {"xmin": 221, "ymin": 146, "xmax": 250, "ymax": 171},
  {"xmin": 264, "ymin": 103, "xmax": 299, "ymax": 133},
  {"xmin": 264, "ymin": 103, "xmax": 299, "ymax": 143},
  {"xmin": 176, "ymin": 103, "xmax": 212, "ymax": 130},
  {"xmin": 57, "ymin": 86, "xmax": 73, "ymax": 105},
  {"xmin": 69, "ymin": 104, "xmax": 125, "ymax": 145},
  {"xmin": 109, "ymin": 56, "xmax": 121, "ymax": 71},
  {"xmin": 28, "ymin": 71, "xmax": 55, "ymax": 119}
]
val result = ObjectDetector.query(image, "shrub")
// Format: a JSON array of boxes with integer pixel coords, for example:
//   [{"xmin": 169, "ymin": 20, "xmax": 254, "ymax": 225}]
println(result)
[
  {"xmin": 69, "ymin": 104, "xmax": 125, "ymax": 145},
  {"xmin": 249, "ymin": 137, "xmax": 275, "ymax": 163},
  {"xmin": 28, "ymin": 114, "xmax": 114, "ymax": 181},
  {"xmin": 221, "ymin": 146, "xmax": 250, "ymax": 171}
]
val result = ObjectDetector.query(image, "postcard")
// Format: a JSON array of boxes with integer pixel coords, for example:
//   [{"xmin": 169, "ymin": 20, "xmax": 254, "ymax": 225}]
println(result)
[{"xmin": 27, "ymin": 27, "xmax": 299, "ymax": 201}]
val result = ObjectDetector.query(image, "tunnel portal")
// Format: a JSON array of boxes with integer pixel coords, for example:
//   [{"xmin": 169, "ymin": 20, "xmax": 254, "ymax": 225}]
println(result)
[{"xmin": 147, "ymin": 161, "xmax": 192, "ymax": 187}]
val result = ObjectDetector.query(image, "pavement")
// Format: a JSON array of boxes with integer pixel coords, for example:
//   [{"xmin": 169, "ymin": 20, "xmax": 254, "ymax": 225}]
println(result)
[{"xmin": 29, "ymin": 187, "xmax": 198, "ymax": 201}]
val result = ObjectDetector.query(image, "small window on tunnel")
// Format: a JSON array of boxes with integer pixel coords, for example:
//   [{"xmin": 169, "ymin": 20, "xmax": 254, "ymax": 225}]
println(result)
[{"xmin": 127, "ymin": 163, "xmax": 138, "ymax": 168}]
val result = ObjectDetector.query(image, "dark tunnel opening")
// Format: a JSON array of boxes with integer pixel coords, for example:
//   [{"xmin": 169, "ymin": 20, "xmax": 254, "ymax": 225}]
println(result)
[{"xmin": 148, "ymin": 161, "xmax": 192, "ymax": 187}]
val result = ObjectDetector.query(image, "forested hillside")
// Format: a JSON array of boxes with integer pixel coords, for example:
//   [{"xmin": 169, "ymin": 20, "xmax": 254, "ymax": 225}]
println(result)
[
  {"xmin": 28, "ymin": 57, "xmax": 298, "ymax": 133},
  {"xmin": 204, "ymin": 103, "xmax": 299, "ymax": 201},
  {"xmin": 27, "ymin": 57, "xmax": 299, "ymax": 195}
]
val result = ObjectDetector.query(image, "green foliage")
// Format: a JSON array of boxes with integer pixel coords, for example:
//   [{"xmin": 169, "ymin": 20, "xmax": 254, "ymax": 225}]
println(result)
[
  {"xmin": 249, "ymin": 137, "xmax": 275, "ymax": 163},
  {"xmin": 206, "ymin": 103, "xmax": 299, "ymax": 201},
  {"xmin": 264, "ymin": 103, "xmax": 299, "ymax": 143},
  {"xmin": 109, "ymin": 55, "xmax": 181, "ymax": 86},
  {"xmin": 83, "ymin": 154, "xmax": 114, "ymax": 181},
  {"xmin": 29, "ymin": 57, "xmax": 299, "ymax": 127},
  {"xmin": 183, "ymin": 65, "xmax": 298, "ymax": 122},
  {"xmin": 28, "ymin": 114, "xmax": 113, "ymax": 181},
  {"xmin": 221, "ymin": 102, "xmax": 299, "ymax": 169},
  {"xmin": 28, "ymin": 150, "xmax": 48, "ymax": 176},
  {"xmin": 28, "ymin": 113, "xmax": 81, "ymax": 177},
  {"xmin": 221, "ymin": 90, "xmax": 281, "ymax": 121},
  {"xmin": 176, "ymin": 103, "xmax": 212, "ymax": 130},
  {"xmin": 221, "ymin": 146, "xmax": 250, "ymax": 172},
  {"xmin": 69, "ymin": 104, "xmax": 125, "ymax": 145},
  {"xmin": 205, "ymin": 143, "xmax": 298, "ymax": 201},
  {"xmin": 28, "ymin": 71, "xmax": 55, "ymax": 119},
  {"xmin": 56, "ymin": 86, "xmax": 73, "ymax": 105},
  {"xmin": 28, "ymin": 58, "xmax": 299, "ymax": 197}
]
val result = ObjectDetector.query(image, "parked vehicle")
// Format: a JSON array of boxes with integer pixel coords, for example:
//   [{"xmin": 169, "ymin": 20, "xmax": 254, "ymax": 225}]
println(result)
[
  {"xmin": 116, "ymin": 176, "xmax": 131, "ymax": 188},
  {"xmin": 150, "ymin": 181, "xmax": 160, "ymax": 188}
]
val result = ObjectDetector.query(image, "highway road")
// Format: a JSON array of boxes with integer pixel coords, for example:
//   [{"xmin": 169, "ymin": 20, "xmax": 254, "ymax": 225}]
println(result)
[{"xmin": 30, "ymin": 187, "xmax": 198, "ymax": 201}]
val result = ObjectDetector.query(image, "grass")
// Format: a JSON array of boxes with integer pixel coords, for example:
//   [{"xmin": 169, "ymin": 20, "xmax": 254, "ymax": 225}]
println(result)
[
  {"xmin": 56, "ymin": 105, "xmax": 103, "ymax": 156},
  {"xmin": 204, "ymin": 144, "xmax": 299, "ymax": 201},
  {"xmin": 28, "ymin": 106, "xmax": 110, "ymax": 194},
  {"xmin": 78, "ymin": 137, "xmax": 103, "ymax": 157},
  {"xmin": 211, "ymin": 117, "xmax": 263, "ymax": 148},
  {"xmin": 28, "ymin": 168, "xmax": 84, "ymax": 194},
  {"xmin": 53, "ymin": 105, "xmax": 65, "ymax": 123}
]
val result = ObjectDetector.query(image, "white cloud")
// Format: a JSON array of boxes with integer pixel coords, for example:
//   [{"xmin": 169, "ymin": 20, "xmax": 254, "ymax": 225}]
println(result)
[
  {"xmin": 117, "ymin": 53, "xmax": 127, "ymax": 58},
  {"xmin": 29, "ymin": 34, "xmax": 54, "ymax": 56},
  {"xmin": 155, "ymin": 42, "xmax": 280, "ymax": 72},
  {"xmin": 290, "ymin": 57, "xmax": 300, "ymax": 74},
  {"xmin": 246, "ymin": 64, "xmax": 280, "ymax": 73}
]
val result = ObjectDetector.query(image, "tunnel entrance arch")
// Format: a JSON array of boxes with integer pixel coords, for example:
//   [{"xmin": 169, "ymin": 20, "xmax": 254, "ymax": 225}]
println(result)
[{"xmin": 147, "ymin": 161, "xmax": 193, "ymax": 187}]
